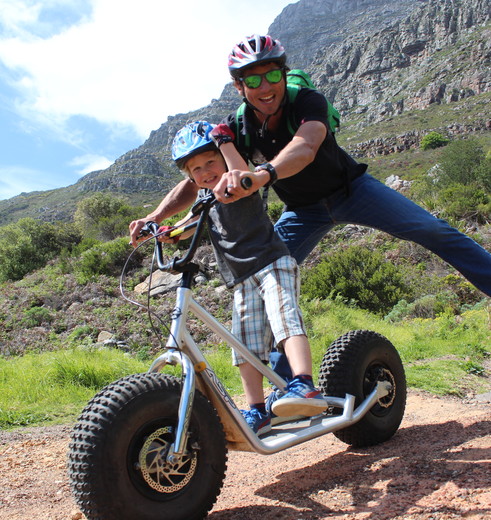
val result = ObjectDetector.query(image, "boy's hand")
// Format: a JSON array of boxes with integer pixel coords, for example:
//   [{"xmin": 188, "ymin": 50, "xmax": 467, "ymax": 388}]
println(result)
[
  {"xmin": 158, "ymin": 225, "xmax": 179, "ymax": 244},
  {"xmin": 210, "ymin": 124, "xmax": 235, "ymax": 147}
]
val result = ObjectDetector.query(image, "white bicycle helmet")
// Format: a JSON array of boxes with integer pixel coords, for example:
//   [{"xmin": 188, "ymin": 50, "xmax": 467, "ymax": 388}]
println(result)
[{"xmin": 228, "ymin": 34, "xmax": 286, "ymax": 79}]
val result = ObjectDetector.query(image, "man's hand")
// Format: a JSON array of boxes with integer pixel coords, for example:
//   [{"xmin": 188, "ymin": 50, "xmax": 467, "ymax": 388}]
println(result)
[
  {"xmin": 129, "ymin": 218, "xmax": 152, "ymax": 247},
  {"xmin": 213, "ymin": 169, "xmax": 270, "ymax": 203}
]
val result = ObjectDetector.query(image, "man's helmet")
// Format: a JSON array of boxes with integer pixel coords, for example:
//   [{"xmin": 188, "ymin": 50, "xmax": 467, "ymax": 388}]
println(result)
[
  {"xmin": 172, "ymin": 121, "xmax": 216, "ymax": 171},
  {"xmin": 228, "ymin": 34, "xmax": 286, "ymax": 79}
]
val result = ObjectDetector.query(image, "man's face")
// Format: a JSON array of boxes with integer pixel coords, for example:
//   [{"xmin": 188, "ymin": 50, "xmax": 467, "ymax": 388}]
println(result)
[{"xmin": 236, "ymin": 62, "xmax": 286, "ymax": 117}]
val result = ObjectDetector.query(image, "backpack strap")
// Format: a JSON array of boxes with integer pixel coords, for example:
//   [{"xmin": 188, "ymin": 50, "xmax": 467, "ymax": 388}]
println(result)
[{"xmin": 235, "ymin": 102, "xmax": 250, "ymax": 150}]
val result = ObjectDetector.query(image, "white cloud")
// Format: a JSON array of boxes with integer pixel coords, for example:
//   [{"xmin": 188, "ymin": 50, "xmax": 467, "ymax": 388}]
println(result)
[
  {"xmin": 0, "ymin": 0, "xmax": 295, "ymax": 143},
  {"xmin": 69, "ymin": 153, "xmax": 112, "ymax": 175}
]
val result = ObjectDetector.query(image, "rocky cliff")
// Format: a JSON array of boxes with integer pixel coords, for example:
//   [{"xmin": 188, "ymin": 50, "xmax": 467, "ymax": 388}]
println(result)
[{"xmin": 0, "ymin": 0, "xmax": 489, "ymax": 223}]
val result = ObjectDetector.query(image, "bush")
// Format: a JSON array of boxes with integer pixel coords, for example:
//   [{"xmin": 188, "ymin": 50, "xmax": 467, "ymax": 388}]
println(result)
[
  {"xmin": 301, "ymin": 246, "xmax": 412, "ymax": 315},
  {"xmin": 420, "ymin": 131, "xmax": 450, "ymax": 151},
  {"xmin": 74, "ymin": 193, "xmax": 144, "ymax": 241},
  {"xmin": 438, "ymin": 138, "xmax": 487, "ymax": 188},
  {"xmin": 437, "ymin": 184, "xmax": 490, "ymax": 222},
  {"xmin": 74, "ymin": 237, "xmax": 139, "ymax": 283},
  {"xmin": 20, "ymin": 306, "xmax": 54, "ymax": 328},
  {"xmin": 267, "ymin": 201, "xmax": 285, "ymax": 222},
  {"xmin": 385, "ymin": 291, "xmax": 460, "ymax": 321},
  {"xmin": 0, "ymin": 218, "xmax": 81, "ymax": 282}
]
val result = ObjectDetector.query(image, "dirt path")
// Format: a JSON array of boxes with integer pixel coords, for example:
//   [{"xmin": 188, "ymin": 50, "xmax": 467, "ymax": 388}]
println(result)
[{"xmin": 1, "ymin": 390, "xmax": 490, "ymax": 520}]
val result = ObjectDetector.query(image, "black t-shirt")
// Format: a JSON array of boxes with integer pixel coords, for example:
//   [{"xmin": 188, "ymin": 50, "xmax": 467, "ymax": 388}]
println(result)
[
  {"xmin": 199, "ymin": 189, "xmax": 290, "ymax": 288},
  {"xmin": 224, "ymin": 88, "xmax": 367, "ymax": 207}
]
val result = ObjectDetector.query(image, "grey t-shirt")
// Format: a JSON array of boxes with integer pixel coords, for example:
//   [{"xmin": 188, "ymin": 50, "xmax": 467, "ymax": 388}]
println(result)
[{"xmin": 199, "ymin": 188, "xmax": 290, "ymax": 288}]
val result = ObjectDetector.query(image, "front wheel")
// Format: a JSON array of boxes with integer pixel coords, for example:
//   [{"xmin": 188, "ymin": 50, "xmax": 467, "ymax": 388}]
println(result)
[
  {"xmin": 318, "ymin": 330, "xmax": 406, "ymax": 447},
  {"xmin": 68, "ymin": 372, "xmax": 227, "ymax": 520}
]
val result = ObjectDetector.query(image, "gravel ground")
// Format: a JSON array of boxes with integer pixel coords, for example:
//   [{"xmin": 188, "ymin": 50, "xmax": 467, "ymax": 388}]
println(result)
[{"xmin": 0, "ymin": 389, "xmax": 490, "ymax": 520}]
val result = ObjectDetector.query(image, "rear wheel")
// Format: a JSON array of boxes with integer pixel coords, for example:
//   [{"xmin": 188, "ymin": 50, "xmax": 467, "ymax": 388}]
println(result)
[
  {"xmin": 68, "ymin": 372, "xmax": 227, "ymax": 520},
  {"xmin": 318, "ymin": 330, "xmax": 406, "ymax": 447}
]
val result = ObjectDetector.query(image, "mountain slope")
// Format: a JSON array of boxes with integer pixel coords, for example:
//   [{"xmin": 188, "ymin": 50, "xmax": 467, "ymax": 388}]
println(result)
[{"xmin": 0, "ymin": 0, "xmax": 489, "ymax": 226}]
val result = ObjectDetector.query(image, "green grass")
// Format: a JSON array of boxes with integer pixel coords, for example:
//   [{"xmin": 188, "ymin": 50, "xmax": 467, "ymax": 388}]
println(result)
[
  {"xmin": 0, "ymin": 347, "xmax": 148, "ymax": 429},
  {"xmin": 304, "ymin": 299, "xmax": 491, "ymax": 396},
  {"xmin": 1, "ymin": 300, "xmax": 489, "ymax": 430}
]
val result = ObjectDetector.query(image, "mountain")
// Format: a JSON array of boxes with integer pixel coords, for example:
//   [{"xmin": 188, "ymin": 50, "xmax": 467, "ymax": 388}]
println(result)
[{"xmin": 0, "ymin": 0, "xmax": 490, "ymax": 225}]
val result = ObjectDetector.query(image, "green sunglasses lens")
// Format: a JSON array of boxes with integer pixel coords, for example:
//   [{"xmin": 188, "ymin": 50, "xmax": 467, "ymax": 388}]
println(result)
[
  {"xmin": 243, "ymin": 69, "xmax": 283, "ymax": 88},
  {"xmin": 244, "ymin": 75, "xmax": 262, "ymax": 88},
  {"xmin": 265, "ymin": 69, "xmax": 282, "ymax": 83}
]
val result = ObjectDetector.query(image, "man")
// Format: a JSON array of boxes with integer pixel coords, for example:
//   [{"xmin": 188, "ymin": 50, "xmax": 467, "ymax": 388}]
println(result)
[{"xmin": 130, "ymin": 34, "xmax": 491, "ymax": 390}]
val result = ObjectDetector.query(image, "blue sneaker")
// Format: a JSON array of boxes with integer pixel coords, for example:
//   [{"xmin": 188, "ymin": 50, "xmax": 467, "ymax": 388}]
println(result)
[
  {"xmin": 241, "ymin": 408, "xmax": 271, "ymax": 435},
  {"xmin": 271, "ymin": 378, "xmax": 327, "ymax": 418},
  {"xmin": 266, "ymin": 389, "xmax": 305, "ymax": 425}
]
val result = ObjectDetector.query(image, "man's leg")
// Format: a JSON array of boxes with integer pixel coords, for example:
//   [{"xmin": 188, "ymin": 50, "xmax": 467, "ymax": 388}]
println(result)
[
  {"xmin": 271, "ymin": 203, "xmax": 336, "ymax": 381},
  {"xmin": 329, "ymin": 173, "xmax": 491, "ymax": 297}
]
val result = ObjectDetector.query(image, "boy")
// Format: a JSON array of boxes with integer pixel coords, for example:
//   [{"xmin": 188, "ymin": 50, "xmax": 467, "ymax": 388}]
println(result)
[{"xmin": 167, "ymin": 120, "xmax": 327, "ymax": 434}]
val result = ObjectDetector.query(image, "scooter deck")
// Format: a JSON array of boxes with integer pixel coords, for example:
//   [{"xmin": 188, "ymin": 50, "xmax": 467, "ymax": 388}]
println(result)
[{"xmin": 259, "ymin": 413, "xmax": 328, "ymax": 440}]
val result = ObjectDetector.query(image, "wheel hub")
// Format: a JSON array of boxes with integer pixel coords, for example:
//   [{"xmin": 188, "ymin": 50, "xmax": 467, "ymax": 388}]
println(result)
[
  {"xmin": 139, "ymin": 426, "xmax": 197, "ymax": 493},
  {"xmin": 376, "ymin": 368, "xmax": 396, "ymax": 408}
]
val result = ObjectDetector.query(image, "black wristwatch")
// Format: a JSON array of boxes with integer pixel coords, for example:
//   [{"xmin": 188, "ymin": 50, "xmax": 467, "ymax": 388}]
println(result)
[{"xmin": 255, "ymin": 162, "xmax": 278, "ymax": 188}]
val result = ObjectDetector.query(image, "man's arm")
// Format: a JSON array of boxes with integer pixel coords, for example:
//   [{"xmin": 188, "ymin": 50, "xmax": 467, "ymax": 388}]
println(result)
[
  {"xmin": 214, "ymin": 120, "xmax": 327, "ymax": 202},
  {"xmin": 129, "ymin": 178, "xmax": 199, "ymax": 247}
]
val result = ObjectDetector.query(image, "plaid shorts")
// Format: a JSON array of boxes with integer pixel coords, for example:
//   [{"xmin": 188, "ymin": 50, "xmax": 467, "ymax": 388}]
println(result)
[{"xmin": 231, "ymin": 255, "xmax": 306, "ymax": 366}]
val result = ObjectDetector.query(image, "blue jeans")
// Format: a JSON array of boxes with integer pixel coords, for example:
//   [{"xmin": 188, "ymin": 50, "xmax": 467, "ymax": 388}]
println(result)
[{"xmin": 270, "ymin": 172, "xmax": 491, "ymax": 380}]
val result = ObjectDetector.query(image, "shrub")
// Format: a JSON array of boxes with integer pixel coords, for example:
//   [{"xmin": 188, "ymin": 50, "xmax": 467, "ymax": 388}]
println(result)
[
  {"xmin": 385, "ymin": 291, "xmax": 460, "ymax": 321},
  {"xmin": 74, "ymin": 193, "xmax": 144, "ymax": 241},
  {"xmin": 301, "ymin": 246, "xmax": 412, "ymax": 315},
  {"xmin": 20, "ymin": 306, "xmax": 54, "ymax": 328},
  {"xmin": 420, "ymin": 131, "xmax": 449, "ymax": 151},
  {"xmin": 267, "ymin": 201, "xmax": 285, "ymax": 222},
  {"xmin": 74, "ymin": 237, "xmax": 139, "ymax": 283},
  {"xmin": 437, "ymin": 138, "xmax": 487, "ymax": 188},
  {"xmin": 437, "ymin": 184, "xmax": 490, "ymax": 222},
  {"xmin": 0, "ymin": 218, "xmax": 81, "ymax": 282}
]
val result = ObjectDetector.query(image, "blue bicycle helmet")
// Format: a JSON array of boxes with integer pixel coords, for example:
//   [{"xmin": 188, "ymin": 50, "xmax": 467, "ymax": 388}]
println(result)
[{"xmin": 172, "ymin": 121, "xmax": 216, "ymax": 171}]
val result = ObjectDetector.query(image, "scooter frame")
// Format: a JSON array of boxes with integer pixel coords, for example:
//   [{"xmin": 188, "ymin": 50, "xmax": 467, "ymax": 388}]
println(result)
[{"xmin": 140, "ymin": 196, "xmax": 392, "ymax": 459}]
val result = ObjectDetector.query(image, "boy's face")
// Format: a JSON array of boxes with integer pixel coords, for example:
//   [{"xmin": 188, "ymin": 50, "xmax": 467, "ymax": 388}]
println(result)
[{"xmin": 186, "ymin": 150, "xmax": 227, "ymax": 189}]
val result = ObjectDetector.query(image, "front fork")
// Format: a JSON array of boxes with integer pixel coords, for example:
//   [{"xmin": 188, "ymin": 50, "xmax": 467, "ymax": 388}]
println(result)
[{"xmin": 148, "ymin": 349, "xmax": 195, "ymax": 463}]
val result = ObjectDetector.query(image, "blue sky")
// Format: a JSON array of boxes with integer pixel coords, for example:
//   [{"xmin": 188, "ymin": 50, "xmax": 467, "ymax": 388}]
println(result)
[{"xmin": 0, "ymin": 0, "xmax": 295, "ymax": 201}]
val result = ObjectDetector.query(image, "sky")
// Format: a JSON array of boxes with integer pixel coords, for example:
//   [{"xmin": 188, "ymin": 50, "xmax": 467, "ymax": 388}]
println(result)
[{"xmin": 0, "ymin": 0, "xmax": 296, "ymax": 201}]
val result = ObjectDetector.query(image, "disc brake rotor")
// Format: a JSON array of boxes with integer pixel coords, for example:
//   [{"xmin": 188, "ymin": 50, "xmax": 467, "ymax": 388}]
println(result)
[{"xmin": 139, "ymin": 426, "xmax": 197, "ymax": 493}]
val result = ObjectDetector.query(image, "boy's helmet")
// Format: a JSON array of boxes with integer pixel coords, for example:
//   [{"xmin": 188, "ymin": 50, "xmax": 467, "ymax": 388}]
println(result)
[
  {"xmin": 228, "ymin": 34, "xmax": 286, "ymax": 79},
  {"xmin": 172, "ymin": 121, "xmax": 216, "ymax": 170}
]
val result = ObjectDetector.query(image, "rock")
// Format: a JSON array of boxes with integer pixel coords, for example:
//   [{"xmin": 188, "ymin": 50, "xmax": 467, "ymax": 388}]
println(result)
[
  {"xmin": 134, "ymin": 270, "xmax": 182, "ymax": 296},
  {"xmin": 97, "ymin": 330, "xmax": 115, "ymax": 343}
]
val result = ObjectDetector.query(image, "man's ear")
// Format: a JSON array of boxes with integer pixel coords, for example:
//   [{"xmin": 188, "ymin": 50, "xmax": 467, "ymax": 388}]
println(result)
[{"xmin": 233, "ymin": 78, "xmax": 244, "ymax": 96}]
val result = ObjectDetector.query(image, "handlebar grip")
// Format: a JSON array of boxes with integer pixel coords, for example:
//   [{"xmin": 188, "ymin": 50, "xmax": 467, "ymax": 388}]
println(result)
[{"xmin": 241, "ymin": 176, "xmax": 252, "ymax": 189}]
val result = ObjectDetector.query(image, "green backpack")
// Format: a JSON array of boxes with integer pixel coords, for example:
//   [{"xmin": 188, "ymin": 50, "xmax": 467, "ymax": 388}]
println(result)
[{"xmin": 235, "ymin": 68, "xmax": 340, "ymax": 150}]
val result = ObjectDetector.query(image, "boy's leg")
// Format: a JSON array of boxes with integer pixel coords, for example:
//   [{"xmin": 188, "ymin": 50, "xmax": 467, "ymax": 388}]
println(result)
[
  {"xmin": 260, "ymin": 258, "xmax": 327, "ymax": 418},
  {"xmin": 238, "ymin": 362, "xmax": 265, "ymax": 406},
  {"xmin": 238, "ymin": 362, "xmax": 271, "ymax": 435},
  {"xmin": 231, "ymin": 278, "xmax": 272, "ymax": 434},
  {"xmin": 272, "ymin": 334, "xmax": 327, "ymax": 417}
]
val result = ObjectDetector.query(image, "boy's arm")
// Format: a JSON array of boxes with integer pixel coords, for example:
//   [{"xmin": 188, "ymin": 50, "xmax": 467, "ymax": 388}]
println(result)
[{"xmin": 129, "ymin": 178, "xmax": 199, "ymax": 247}]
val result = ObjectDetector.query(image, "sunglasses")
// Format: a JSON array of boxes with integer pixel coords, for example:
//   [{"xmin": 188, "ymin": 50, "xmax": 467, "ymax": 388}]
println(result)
[{"xmin": 241, "ymin": 69, "xmax": 283, "ymax": 89}]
